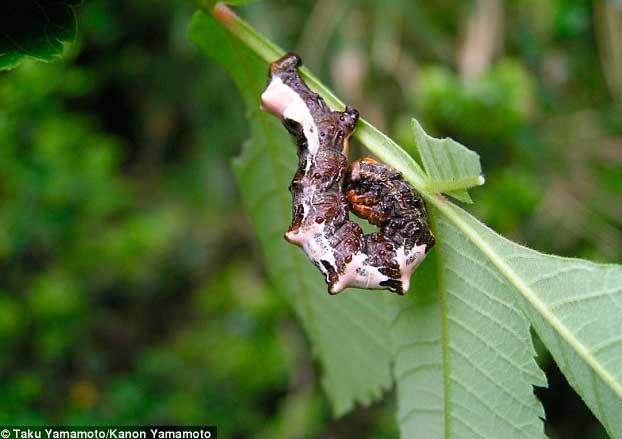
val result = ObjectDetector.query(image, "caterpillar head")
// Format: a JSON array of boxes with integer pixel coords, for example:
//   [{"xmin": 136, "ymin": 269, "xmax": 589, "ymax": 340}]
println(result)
[{"xmin": 269, "ymin": 53, "xmax": 301, "ymax": 79}]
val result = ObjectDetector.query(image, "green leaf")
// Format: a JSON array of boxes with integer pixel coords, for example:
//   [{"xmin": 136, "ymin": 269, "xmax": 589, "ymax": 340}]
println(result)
[
  {"xmin": 433, "ymin": 201, "xmax": 622, "ymax": 437},
  {"xmin": 188, "ymin": 11, "xmax": 393, "ymax": 416},
  {"xmin": 0, "ymin": 0, "xmax": 82, "ymax": 71},
  {"xmin": 396, "ymin": 132, "xmax": 622, "ymax": 438},
  {"xmin": 389, "ymin": 209, "xmax": 548, "ymax": 438},
  {"xmin": 412, "ymin": 119, "xmax": 485, "ymax": 203},
  {"xmin": 188, "ymin": 4, "xmax": 622, "ymax": 437}
]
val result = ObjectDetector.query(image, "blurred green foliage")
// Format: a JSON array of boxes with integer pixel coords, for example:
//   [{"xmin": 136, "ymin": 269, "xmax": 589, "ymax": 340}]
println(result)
[
  {"xmin": 412, "ymin": 59, "xmax": 535, "ymax": 155},
  {"xmin": 0, "ymin": 0, "xmax": 620, "ymax": 437}
]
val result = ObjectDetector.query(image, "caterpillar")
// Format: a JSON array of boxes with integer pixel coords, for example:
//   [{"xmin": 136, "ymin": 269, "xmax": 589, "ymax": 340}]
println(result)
[{"xmin": 261, "ymin": 53, "xmax": 435, "ymax": 295}]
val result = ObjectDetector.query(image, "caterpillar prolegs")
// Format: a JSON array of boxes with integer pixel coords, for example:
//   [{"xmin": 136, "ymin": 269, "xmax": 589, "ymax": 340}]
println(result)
[{"xmin": 261, "ymin": 54, "xmax": 435, "ymax": 295}]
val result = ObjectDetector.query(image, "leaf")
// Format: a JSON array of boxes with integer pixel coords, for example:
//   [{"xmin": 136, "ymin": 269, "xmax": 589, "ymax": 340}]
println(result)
[
  {"xmin": 0, "ymin": 0, "xmax": 82, "ymax": 71},
  {"xmin": 188, "ymin": 4, "xmax": 622, "ymax": 438},
  {"xmin": 412, "ymin": 119, "xmax": 485, "ymax": 203},
  {"xmin": 388, "ymin": 213, "xmax": 547, "ymax": 438},
  {"xmin": 434, "ymin": 201, "xmax": 622, "ymax": 437},
  {"xmin": 397, "ymin": 126, "xmax": 622, "ymax": 438},
  {"xmin": 188, "ymin": 11, "xmax": 393, "ymax": 416}
]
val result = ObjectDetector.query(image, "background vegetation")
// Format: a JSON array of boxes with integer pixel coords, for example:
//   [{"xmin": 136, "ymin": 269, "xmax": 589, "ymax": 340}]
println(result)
[{"xmin": 0, "ymin": 0, "xmax": 620, "ymax": 437}]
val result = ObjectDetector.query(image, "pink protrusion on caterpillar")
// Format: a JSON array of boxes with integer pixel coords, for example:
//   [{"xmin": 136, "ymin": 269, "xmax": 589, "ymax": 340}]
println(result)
[
  {"xmin": 261, "ymin": 53, "xmax": 435, "ymax": 295},
  {"xmin": 261, "ymin": 77, "xmax": 303, "ymax": 119}
]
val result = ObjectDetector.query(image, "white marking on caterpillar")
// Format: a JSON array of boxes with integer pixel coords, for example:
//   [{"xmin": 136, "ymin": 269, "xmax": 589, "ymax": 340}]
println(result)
[
  {"xmin": 329, "ymin": 252, "xmax": 389, "ymax": 294},
  {"xmin": 395, "ymin": 244, "xmax": 428, "ymax": 293},
  {"xmin": 285, "ymin": 223, "xmax": 337, "ymax": 275},
  {"xmin": 261, "ymin": 76, "xmax": 320, "ymax": 169}
]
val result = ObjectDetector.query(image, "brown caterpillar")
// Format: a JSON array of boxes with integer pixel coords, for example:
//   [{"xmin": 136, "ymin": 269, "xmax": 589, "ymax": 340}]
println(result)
[{"xmin": 261, "ymin": 54, "xmax": 435, "ymax": 294}]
